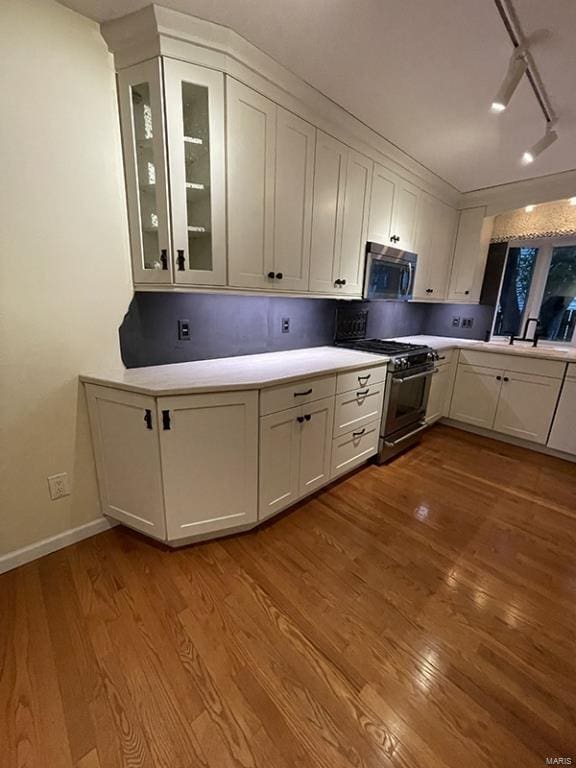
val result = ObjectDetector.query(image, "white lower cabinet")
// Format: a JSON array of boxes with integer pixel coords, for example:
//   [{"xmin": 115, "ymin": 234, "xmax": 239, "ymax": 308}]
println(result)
[
  {"xmin": 449, "ymin": 364, "xmax": 503, "ymax": 428},
  {"xmin": 426, "ymin": 352, "xmax": 456, "ymax": 424},
  {"xmin": 259, "ymin": 396, "xmax": 334, "ymax": 520},
  {"xmin": 449, "ymin": 351, "xmax": 566, "ymax": 445},
  {"xmin": 548, "ymin": 373, "xmax": 576, "ymax": 454},
  {"xmin": 492, "ymin": 372, "xmax": 562, "ymax": 445},
  {"xmin": 86, "ymin": 385, "xmax": 258, "ymax": 543},
  {"xmin": 331, "ymin": 421, "xmax": 380, "ymax": 479}
]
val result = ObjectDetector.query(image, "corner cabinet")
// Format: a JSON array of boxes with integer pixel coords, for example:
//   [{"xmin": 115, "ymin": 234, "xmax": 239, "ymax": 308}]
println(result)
[
  {"xmin": 85, "ymin": 384, "xmax": 258, "ymax": 543},
  {"xmin": 118, "ymin": 59, "xmax": 226, "ymax": 286},
  {"xmin": 447, "ymin": 207, "xmax": 493, "ymax": 303}
]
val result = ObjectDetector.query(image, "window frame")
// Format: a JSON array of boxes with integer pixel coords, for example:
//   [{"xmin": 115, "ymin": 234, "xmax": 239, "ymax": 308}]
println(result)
[{"xmin": 491, "ymin": 235, "xmax": 576, "ymax": 348}]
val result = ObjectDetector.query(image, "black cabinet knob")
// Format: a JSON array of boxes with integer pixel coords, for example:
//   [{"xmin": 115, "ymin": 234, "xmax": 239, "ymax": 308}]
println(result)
[
  {"xmin": 176, "ymin": 250, "xmax": 185, "ymax": 271},
  {"xmin": 304, "ymin": 414, "xmax": 311, "ymax": 421},
  {"xmin": 276, "ymin": 272, "xmax": 283, "ymax": 280},
  {"xmin": 267, "ymin": 271, "xmax": 275, "ymax": 279},
  {"xmin": 296, "ymin": 416, "xmax": 304, "ymax": 423},
  {"xmin": 465, "ymin": 290, "xmax": 470, "ymax": 295},
  {"xmin": 160, "ymin": 249, "xmax": 168, "ymax": 270},
  {"xmin": 496, "ymin": 376, "xmax": 502, "ymax": 381},
  {"xmin": 503, "ymin": 377, "xmax": 509, "ymax": 382}
]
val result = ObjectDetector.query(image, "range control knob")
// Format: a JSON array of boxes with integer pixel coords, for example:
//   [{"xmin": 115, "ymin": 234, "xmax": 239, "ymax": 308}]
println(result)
[{"xmin": 427, "ymin": 351, "xmax": 437, "ymax": 361}]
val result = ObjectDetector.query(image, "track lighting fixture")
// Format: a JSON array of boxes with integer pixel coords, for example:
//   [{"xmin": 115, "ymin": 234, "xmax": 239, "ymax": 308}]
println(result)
[
  {"xmin": 521, "ymin": 125, "xmax": 558, "ymax": 165},
  {"xmin": 490, "ymin": 49, "xmax": 527, "ymax": 113}
]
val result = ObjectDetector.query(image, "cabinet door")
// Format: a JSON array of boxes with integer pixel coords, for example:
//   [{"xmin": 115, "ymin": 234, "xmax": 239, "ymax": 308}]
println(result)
[
  {"xmin": 164, "ymin": 59, "xmax": 226, "ymax": 286},
  {"xmin": 338, "ymin": 150, "xmax": 372, "ymax": 295},
  {"xmin": 426, "ymin": 363, "xmax": 454, "ymax": 424},
  {"xmin": 227, "ymin": 78, "xmax": 276, "ymax": 289},
  {"xmin": 428, "ymin": 200, "xmax": 459, "ymax": 300},
  {"xmin": 448, "ymin": 207, "xmax": 492, "ymax": 303},
  {"xmin": 298, "ymin": 396, "xmax": 335, "ymax": 496},
  {"xmin": 449, "ymin": 365, "xmax": 502, "ymax": 428},
  {"xmin": 493, "ymin": 372, "xmax": 562, "ymax": 444},
  {"xmin": 368, "ymin": 163, "xmax": 395, "ymax": 244},
  {"xmin": 158, "ymin": 391, "xmax": 258, "ymax": 540},
  {"xmin": 259, "ymin": 407, "xmax": 301, "ymax": 520},
  {"xmin": 117, "ymin": 60, "xmax": 172, "ymax": 284},
  {"xmin": 309, "ymin": 132, "xmax": 347, "ymax": 293},
  {"xmin": 273, "ymin": 108, "xmax": 315, "ymax": 291},
  {"xmin": 413, "ymin": 194, "xmax": 457, "ymax": 301},
  {"xmin": 390, "ymin": 177, "xmax": 419, "ymax": 252},
  {"xmin": 85, "ymin": 385, "xmax": 166, "ymax": 540},
  {"xmin": 548, "ymin": 378, "xmax": 576, "ymax": 454}
]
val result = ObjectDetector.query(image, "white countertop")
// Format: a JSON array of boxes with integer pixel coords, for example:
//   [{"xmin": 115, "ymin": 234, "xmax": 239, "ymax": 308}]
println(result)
[
  {"xmin": 81, "ymin": 346, "xmax": 387, "ymax": 396},
  {"xmin": 392, "ymin": 335, "xmax": 576, "ymax": 362}
]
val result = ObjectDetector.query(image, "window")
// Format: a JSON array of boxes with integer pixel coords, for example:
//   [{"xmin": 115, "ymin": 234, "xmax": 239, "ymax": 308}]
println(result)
[{"xmin": 493, "ymin": 237, "xmax": 576, "ymax": 346}]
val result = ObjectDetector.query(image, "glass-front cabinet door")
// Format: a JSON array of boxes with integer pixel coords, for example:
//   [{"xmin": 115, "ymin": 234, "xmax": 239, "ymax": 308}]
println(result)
[
  {"xmin": 164, "ymin": 60, "xmax": 226, "ymax": 286},
  {"xmin": 117, "ymin": 59, "xmax": 172, "ymax": 284}
]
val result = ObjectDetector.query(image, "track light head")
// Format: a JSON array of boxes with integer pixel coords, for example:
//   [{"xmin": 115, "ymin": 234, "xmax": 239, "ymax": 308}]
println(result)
[
  {"xmin": 521, "ymin": 126, "xmax": 558, "ymax": 165},
  {"xmin": 491, "ymin": 51, "xmax": 527, "ymax": 113}
]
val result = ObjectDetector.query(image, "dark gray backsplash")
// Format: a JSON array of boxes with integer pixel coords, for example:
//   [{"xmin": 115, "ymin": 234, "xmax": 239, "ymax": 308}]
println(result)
[{"xmin": 119, "ymin": 292, "xmax": 495, "ymax": 368}]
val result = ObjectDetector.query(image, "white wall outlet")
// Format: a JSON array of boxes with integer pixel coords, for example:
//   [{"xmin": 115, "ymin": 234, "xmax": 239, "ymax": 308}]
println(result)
[{"xmin": 47, "ymin": 472, "xmax": 70, "ymax": 501}]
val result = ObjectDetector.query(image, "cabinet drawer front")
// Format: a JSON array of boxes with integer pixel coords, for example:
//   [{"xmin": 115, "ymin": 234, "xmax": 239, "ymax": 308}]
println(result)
[
  {"xmin": 458, "ymin": 349, "xmax": 565, "ymax": 378},
  {"xmin": 260, "ymin": 375, "xmax": 336, "ymax": 415},
  {"xmin": 436, "ymin": 348, "xmax": 455, "ymax": 366},
  {"xmin": 330, "ymin": 420, "xmax": 379, "ymax": 479},
  {"xmin": 336, "ymin": 364, "xmax": 386, "ymax": 394},
  {"xmin": 333, "ymin": 384, "xmax": 384, "ymax": 437}
]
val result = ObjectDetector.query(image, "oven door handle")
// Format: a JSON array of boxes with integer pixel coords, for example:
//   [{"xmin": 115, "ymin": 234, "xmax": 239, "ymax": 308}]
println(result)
[
  {"xmin": 384, "ymin": 423, "xmax": 428, "ymax": 448},
  {"xmin": 393, "ymin": 367, "xmax": 439, "ymax": 384}
]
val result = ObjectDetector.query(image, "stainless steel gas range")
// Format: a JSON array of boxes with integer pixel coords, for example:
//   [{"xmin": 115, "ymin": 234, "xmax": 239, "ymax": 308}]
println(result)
[{"xmin": 335, "ymin": 310, "xmax": 439, "ymax": 463}]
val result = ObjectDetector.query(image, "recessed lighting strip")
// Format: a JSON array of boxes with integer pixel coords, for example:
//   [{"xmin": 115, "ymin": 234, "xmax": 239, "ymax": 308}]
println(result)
[{"xmin": 492, "ymin": 0, "xmax": 556, "ymax": 125}]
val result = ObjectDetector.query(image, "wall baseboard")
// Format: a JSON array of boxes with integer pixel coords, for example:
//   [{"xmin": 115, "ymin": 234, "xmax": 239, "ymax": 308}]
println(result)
[{"xmin": 0, "ymin": 517, "xmax": 118, "ymax": 576}]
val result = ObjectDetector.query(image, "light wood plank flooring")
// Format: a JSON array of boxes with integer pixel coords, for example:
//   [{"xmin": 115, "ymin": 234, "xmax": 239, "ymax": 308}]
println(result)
[{"xmin": 2, "ymin": 425, "xmax": 576, "ymax": 768}]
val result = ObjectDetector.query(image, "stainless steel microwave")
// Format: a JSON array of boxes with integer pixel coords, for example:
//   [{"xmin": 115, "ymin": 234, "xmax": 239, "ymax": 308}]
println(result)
[{"xmin": 363, "ymin": 242, "xmax": 417, "ymax": 300}]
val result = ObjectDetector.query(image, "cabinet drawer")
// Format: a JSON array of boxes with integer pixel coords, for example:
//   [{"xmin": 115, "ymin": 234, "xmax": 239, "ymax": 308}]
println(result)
[
  {"xmin": 260, "ymin": 374, "xmax": 336, "ymax": 415},
  {"xmin": 330, "ymin": 420, "xmax": 379, "ymax": 479},
  {"xmin": 333, "ymin": 383, "xmax": 384, "ymax": 437},
  {"xmin": 436, "ymin": 348, "xmax": 455, "ymax": 366},
  {"xmin": 336, "ymin": 364, "xmax": 386, "ymax": 394},
  {"xmin": 458, "ymin": 349, "xmax": 565, "ymax": 379}
]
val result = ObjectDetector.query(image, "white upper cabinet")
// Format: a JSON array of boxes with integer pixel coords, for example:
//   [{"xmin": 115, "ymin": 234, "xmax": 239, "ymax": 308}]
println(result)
[
  {"xmin": 368, "ymin": 164, "xmax": 419, "ymax": 252},
  {"xmin": 413, "ymin": 193, "xmax": 458, "ymax": 301},
  {"xmin": 227, "ymin": 81, "xmax": 315, "ymax": 292},
  {"xmin": 227, "ymin": 78, "xmax": 276, "ymax": 289},
  {"xmin": 164, "ymin": 59, "xmax": 226, "ymax": 285},
  {"xmin": 309, "ymin": 132, "xmax": 372, "ymax": 295},
  {"xmin": 447, "ymin": 207, "xmax": 493, "ymax": 303},
  {"xmin": 118, "ymin": 59, "xmax": 172, "ymax": 284},
  {"xmin": 118, "ymin": 58, "xmax": 226, "ymax": 286},
  {"xmin": 272, "ymin": 108, "xmax": 315, "ymax": 291}
]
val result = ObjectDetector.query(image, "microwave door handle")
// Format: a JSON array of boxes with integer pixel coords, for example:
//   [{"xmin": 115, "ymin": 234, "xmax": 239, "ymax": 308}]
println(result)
[{"xmin": 404, "ymin": 262, "xmax": 413, "ymax": 297}]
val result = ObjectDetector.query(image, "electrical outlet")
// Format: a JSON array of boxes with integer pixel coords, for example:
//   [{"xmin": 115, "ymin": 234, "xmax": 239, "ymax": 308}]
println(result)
[
  {"xmin": 177, "ymin": 319, "xmax": 191, "ymax": 341},
  {"xmin": 48, "ymin": 473, "xmax": 70, "ymax": 501},
  {"xmin": 462, "ymin": 317, "xmax": 474, "ymax": 328},
  {"xmin": 452, "ymin": 316, "xmax": 461, "ymax": 327},
  {"xmin": 281, "ymin": 317, "xmax": 290, "ymax": 333}
]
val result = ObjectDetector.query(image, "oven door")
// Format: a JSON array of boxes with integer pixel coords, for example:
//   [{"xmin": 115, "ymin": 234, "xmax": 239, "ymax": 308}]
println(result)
[{"xmin": 384, "ymin": 365, "xmax": 436, "ymax": 436}]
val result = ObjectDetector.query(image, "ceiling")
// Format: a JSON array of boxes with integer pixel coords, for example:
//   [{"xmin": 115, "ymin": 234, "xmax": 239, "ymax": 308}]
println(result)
[{"xmin": 59, "ymin": 0, "xmax": 576, "ymax": 193}]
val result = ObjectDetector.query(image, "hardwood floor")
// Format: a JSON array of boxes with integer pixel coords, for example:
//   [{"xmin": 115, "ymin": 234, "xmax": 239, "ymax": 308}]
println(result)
[{"xmin": 2, "ymin": 424, "xmax": 576, "ymax": 768}]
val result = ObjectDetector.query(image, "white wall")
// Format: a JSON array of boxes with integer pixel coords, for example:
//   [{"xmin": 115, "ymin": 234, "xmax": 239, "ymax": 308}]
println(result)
[{"xmin": 0, "ymin": 0, "xmax": 133, "ymax": 559}]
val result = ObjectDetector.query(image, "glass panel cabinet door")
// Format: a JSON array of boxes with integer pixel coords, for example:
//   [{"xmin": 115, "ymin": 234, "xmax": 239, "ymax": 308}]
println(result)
[
  {"xmin": 117, "ymin": 60, "xmax": 172, "ymax": 284},
  {"xmin": 164, "ymin": 59, "xmax": 226, "ymax": 285}
]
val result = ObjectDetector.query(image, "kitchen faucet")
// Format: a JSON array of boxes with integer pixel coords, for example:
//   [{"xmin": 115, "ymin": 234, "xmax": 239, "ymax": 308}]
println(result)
[{"xmin": 509, "ymin": 316, "xmax": 540, "ymax": 347}]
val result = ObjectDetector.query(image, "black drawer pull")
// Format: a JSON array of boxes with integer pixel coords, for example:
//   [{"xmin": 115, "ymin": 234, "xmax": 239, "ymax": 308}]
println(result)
[
  {"xmin": 358, "ymin": 374, "xmax": 371, "ymax": 384},
  {"xmin": 294, "ymin": 388, "xmax": 312, "ymax": 397},
  {"xmin": 162, "ymin": 410, "xmax": 171, "ymax": 430},
  {"xmin": 356, "ymin": 388, "xmax": 369, "ymax": 396},
  {"xmin": 352, "ymin": 428, "xmax": 366, "ymax": 438},
  {"xmin": 144, "ymin": 409, "xmax": 152, "ymax": 430}
]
